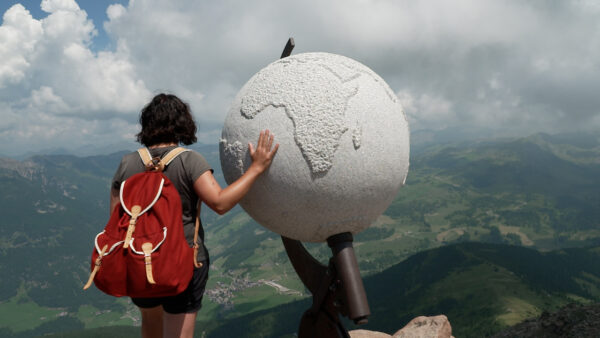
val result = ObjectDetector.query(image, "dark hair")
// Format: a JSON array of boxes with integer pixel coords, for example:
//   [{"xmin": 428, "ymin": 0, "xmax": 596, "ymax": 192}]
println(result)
[{"xmin": 136, "ymin": 93, "xmax": 198, "ymax": 146}]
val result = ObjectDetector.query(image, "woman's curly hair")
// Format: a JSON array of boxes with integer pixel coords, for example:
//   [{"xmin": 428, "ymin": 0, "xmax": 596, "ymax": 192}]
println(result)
[{"xmin": 136, "ymin": 93, "xmax": 198, "ymax": 146}]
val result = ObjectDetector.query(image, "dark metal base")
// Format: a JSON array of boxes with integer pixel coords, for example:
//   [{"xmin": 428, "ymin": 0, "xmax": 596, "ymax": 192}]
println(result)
[
  {"xmin": 281, "ymin": 233, "xmax": 370, "ymax": 338},
  {"xmin": 299, "ymin": 307, "xmax": 350, "ymax": 338}
]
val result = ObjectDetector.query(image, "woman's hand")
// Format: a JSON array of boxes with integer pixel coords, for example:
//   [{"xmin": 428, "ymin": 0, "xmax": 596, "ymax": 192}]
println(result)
[
  {"xmin": 247, "ymin": 129, "xmax": 279, "ymax": 174},
  {"xmin": 194, "ymin": 129, "xmax": 278, "ymax": 215}
]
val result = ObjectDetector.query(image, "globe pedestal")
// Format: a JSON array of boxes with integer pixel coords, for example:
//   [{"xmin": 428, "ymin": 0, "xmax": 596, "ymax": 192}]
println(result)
[
  {"xmin": 276, "ymin": 38, "xmax": 370, "ymax": 338},
  {"xmin": 282, "ymin": 233, "xmax": 369, "ymax": 338}
]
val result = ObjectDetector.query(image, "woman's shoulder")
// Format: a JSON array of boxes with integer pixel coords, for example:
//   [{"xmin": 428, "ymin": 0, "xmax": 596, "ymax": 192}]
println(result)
[
  {"xmin": 181, "ymin": 148, "xmax": 206, "ymax": 159},
  {"xmin": 120, "ymin": 150, "xmax": 143, "ymax": 165},
  {"xmin": 180, "ymin": 148, "xmax": 211, "ymax": 166},
  {"xmin": 178, "ymin": 148, "xmax": 213, "ymax": 178},
  {"xmin": 112, "ymin": 150, "xmax": 145, "ymax": 187}
]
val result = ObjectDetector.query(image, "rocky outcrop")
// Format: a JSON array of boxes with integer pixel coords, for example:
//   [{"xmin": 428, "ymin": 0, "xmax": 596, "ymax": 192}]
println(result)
[
  {"xmin": 349, "ymin": 329, "xmax": 392, "ymax": 338},
  {"xmin": 393, "ymin": 315, "xmax": 453, "ymax": 338},
  {"xmin": 349, "ymin": 314, "xmax": 453, "ymax": 338}
]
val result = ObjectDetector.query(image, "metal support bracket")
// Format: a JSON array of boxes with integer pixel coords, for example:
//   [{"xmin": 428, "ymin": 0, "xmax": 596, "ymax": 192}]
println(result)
[{"xmin": 281, "ymin": 233, "xmax": 370, "ymax": 338}]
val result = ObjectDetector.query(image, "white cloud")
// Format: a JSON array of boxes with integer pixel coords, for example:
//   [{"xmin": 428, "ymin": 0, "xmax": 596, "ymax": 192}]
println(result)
[
  {"xmin": 0, "ymin": 4, "xmax": 43, "ymax": 87},
  {"xmin": 0, "ymin": 0, "xmax": 150, "ymax": 155},
  {"xmin": 29, "ymin": 86, "xmax": 69, "ymax": 113},
  {"xmin": 99, "ymin": 0, "xmax": 600, "ymax": 135},
  {"xmin": 1, "ymin": 0, "xmax": 600, "ymax": 156},
  {"xmin": 41, "ymin": 0, "xmax": 80, "ymax": 13},
  {"xmin": 106, "ymin": 3, "xmax": 126, "ymax": 21},
  {"xmin": 397, "ymin": 90, "xmax": 455, "ymax": 130}
]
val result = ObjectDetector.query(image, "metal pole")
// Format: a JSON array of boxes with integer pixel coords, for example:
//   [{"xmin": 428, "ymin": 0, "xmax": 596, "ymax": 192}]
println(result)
[{"xmin": 327, "ymin": 233, "xmax": 370, "ymax": 324}]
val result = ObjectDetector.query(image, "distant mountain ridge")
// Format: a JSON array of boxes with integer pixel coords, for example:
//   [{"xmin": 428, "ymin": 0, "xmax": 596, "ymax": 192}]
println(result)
[{"xmin": 0, "ymin": 131, "xmax": 598, "ymax": 337}]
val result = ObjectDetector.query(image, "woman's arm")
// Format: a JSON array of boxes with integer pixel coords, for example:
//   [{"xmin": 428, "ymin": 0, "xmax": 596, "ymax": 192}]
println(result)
[{"xmin": 194, "ymin": 130, "xmax": 279, "ymax": 215}]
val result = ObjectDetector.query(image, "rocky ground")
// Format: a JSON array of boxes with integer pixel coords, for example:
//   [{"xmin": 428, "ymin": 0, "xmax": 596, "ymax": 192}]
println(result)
[
  {"xmin": 492, "ymin": 302, "xmax": 600, "ymax": 338},
  {"xmin": 350, "ymin": 315, "xmax": 454, "ymax": 338}
]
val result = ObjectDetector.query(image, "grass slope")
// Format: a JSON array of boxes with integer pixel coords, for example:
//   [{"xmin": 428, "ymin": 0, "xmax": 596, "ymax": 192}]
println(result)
[
  {"xmin": 0, "ymin": 132, "xmax": 599, "ymax": 336},
  {"xmin": 197, "ymin": 243, "xmax": 600, "ymax": 338}
]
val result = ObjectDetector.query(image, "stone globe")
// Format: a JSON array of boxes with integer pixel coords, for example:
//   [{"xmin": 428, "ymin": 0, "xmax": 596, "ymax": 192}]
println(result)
[{"xmin": 220, "ymin": 52, "xmax": 409, "ymax": 242}]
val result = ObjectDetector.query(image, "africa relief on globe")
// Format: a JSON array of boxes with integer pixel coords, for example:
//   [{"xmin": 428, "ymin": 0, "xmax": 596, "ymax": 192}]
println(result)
[{"xmin": 220, "ymin": 52, "xmax": 409, "ymax": 242}]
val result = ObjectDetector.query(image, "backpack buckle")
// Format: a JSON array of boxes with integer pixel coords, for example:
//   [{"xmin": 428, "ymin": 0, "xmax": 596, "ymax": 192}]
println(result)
[{"xmin": 145, "ymin": 157, "xmax": 165, "ymax": 172}]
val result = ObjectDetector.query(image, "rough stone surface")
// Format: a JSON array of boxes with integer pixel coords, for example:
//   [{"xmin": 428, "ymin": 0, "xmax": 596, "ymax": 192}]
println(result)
[
  {"xmin": 220, "ymin": 52, "xmax": 409, "ymax": 242},
  {"xmin": 349, "ymin": 329, "xmax": 392, "ymax": 338},
  {"xmin": 393, "ymin": 315, "xmax": 453, "ymax": 338}
]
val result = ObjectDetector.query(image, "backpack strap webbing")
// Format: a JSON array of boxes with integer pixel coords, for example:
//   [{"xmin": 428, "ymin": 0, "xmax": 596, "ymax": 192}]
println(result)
[
  {"xmin": 193, "ymin": 200, "xmax": 203, "ymax": 268},
  {"xmin": 161, "ymin": 147, "xmax": 190, "ymax": 166},
  {"xmin": 137, "ymin": 147, "xmax": 190, "ymax": 171},
  {"xmin": 137, "ymin": 148, "xmax": 153, "ymax": 166}
]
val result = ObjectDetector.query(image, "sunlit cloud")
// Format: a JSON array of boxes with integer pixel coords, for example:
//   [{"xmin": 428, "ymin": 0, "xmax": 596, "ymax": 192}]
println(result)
[{"xmin": 1, "ymin": 0, "xmax": 599, "ymax": 156}]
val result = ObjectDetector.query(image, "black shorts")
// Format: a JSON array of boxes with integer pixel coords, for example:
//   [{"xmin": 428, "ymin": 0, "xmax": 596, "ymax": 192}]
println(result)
[{"xmin": 131, "ymin": 260, "xmax": 209, "ymax": 314}]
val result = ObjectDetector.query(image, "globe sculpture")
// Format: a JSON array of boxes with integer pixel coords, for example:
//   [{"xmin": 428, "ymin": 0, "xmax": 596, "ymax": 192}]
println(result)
[{"xmin": 220, "ymin": 52, "xmax": 409, "ymax": 242}]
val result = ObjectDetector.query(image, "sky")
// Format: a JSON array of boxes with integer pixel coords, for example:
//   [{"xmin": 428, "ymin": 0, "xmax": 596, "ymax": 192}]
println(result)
[{"xmin": 1, "ymin": 0, "xmax": 599, "ymax": 157}]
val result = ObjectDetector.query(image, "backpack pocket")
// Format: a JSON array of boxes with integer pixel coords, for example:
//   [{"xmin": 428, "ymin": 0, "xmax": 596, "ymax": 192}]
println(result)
[
  {"xmin": 128, "ymin": 227, "xmax": 167, "ymax": 287},
  {"xmin": 87, "ymin": 231, "xmax": 128, "ymax": 296}
]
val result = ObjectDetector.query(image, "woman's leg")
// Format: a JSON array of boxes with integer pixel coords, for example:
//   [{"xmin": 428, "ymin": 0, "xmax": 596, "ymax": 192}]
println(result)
[
  {"xmin": 139, "ymin": 305, "xmax": 164, "ymax": 338},
  {"xmin": 161, "ymin": 260, "xmax": 207, "ymax": 337},
  {"xmin": 163, "ymin": 311, "xmax": 198, "ymax": 338}
]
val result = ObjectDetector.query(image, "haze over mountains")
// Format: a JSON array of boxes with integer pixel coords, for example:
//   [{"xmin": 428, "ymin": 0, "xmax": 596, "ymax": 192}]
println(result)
[{"xmin": 0, "ymin": 131, "xmax": 598, "ymax": 337}]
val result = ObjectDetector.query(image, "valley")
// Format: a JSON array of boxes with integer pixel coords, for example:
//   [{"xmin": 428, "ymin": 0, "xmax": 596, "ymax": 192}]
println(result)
[{"xmin": 0, "ymin": 131, "xmax": 598, "ymax": 337}]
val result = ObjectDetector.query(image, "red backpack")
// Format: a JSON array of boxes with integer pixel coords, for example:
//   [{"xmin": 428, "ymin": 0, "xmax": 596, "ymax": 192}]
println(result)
[{"xmin": 83, "ymin": 147, "xmax": 202, "ymax": 298}]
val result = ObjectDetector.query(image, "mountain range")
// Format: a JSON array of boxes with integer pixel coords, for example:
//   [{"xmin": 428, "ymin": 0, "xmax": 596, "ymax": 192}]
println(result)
[{"xmin": 0, "ymin": 131, "xmax": 598, "ymax": 337}]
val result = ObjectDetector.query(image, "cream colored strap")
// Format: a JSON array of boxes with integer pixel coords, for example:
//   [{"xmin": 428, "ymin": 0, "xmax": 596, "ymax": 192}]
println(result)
[
  {"xmin": 160, "ymin": 147, "xmax": 189, "ymax": 166},
  {"xmin": 123, "ymin": 205, "xmax": 141, "ymax": 249},
  {"xmin": 137, "ymin": 148, "xmax": 153, "ymax": 166},
  {"xmin": 138, "ymin": 147, "xmax": 188, "ymax": 171},
  {"xmin": 83, "ymin": 244, "xmax": 108, "ymax": 290},
  {"xmin": 94, "ymin": 231, "xmax": 124, "ymax": 256},
  {"xmin": 193, "ymin": 201, "xmax": 203, "ymax": 268},
  {"xmin": 142, "ymin": 242, "xmax": 156, "ymax": 284}
]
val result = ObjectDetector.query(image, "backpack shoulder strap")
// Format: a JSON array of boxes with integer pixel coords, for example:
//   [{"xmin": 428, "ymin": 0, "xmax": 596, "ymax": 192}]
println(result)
[
  {"xmin": 136, "ymin": 147, "xmax": 189, "ymax": 171},
  {"xmin": 137, "ymin": 148, "xmax": 153, "ymax": 166},
  {"xmin": 161, "ymin": 147, "xmax": 189, "ymax": 166}
]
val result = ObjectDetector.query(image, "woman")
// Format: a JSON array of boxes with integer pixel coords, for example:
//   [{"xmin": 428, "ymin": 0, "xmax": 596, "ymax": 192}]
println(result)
[{"xmin": 110, "ymin": 93, "xmax": 278, "ymax": 338}]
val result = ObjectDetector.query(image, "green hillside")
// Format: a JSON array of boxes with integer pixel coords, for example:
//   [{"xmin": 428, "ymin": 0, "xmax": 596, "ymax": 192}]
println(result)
[
  {"xmin": 0, "ymin": 132, "xmax": 598, "ymax": 336},
  {"xmin": 386, "ymin": 132, "xmax": 600, "ymax": 251},
  {"xmin": 194, "ymin": 242, "xmax": 600, "ymax": 338}
]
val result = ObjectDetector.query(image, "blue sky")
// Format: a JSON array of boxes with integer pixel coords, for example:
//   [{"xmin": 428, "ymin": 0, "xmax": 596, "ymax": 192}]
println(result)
[
  {"xmin": 1, "ymin": 0, "xmax": 599, "ymax": 157},
  {"xmin": 0, "ymin": 0, "xmax": 127, "ymax": 51}
]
